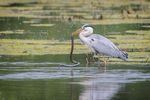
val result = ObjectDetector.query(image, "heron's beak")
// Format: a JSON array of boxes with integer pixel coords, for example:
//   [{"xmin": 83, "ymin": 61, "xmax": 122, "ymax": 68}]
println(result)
[{"xmin": 72, "ymin": 28, "xmax": 82, "ymax": 36}]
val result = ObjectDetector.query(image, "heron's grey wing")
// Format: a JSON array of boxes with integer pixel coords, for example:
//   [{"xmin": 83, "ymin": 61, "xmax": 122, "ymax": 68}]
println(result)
[
  {"xmin": 90, "ymin": 34, "xmax": 119, "ymax": 50},
  {"xmin": 87, "ymin": 34, "xmax": 120, "ymax": 57}
]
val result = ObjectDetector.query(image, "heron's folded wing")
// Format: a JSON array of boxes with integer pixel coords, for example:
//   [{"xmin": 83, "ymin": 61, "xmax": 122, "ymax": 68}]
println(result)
[
  {"xmin": 89, "ymin": 34, "xmax": 119, "ymax": 51},
  {"xmin": 88, "ymin": 34, "xmax": 120, "ymax": 57}
]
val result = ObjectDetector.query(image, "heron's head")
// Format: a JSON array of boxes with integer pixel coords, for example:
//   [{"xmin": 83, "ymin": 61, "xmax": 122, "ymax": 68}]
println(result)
[{"xmin": 72, "ymin": 24, "xmax": 93, "ymax": 36}]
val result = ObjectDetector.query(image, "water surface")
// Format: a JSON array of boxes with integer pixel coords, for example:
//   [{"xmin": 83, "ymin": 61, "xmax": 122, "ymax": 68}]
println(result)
[
  {"xmin": 0, "ymin": 1, "xmax": 150, "ymax": 100},
  {"xmin": 0, "ymin": 61, "xmax": 149, "ymax": 100}
]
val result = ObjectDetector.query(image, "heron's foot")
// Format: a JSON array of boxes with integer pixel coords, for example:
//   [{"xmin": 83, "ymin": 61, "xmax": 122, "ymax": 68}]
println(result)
[
  {"xmin": 98, "ymin": 57, "xmax": 109, "ymax": 67},
  {"xmin": 100, "ymin": 60, "xmax": 107, "ymax": 67}
]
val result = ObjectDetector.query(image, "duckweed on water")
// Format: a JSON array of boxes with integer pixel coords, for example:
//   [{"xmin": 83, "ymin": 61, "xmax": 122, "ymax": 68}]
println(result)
[
  {"xmin": 30, "ymin": 24, "xmax": 55, "ymax": 27},
  {"xmin": 0, "ymin": 30, "xmax": 24, "ymax": 34}
]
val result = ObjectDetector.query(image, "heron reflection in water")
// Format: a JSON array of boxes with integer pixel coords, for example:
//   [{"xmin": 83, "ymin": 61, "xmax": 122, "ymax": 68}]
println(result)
[{"xmin": 70, "ymin": 24, "xmax": 128, "ymax": 66}]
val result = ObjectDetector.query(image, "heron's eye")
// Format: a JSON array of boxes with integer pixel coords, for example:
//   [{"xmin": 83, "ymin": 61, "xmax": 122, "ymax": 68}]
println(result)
[{"xmin": 91, "ymin": 39, "xmax": 94, "ymax": 41}]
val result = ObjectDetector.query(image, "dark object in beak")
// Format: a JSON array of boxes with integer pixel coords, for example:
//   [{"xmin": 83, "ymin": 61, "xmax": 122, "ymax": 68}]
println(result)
[{"xmin": 70, "ymin": 34, "xmax": 80, "ymax": 65}]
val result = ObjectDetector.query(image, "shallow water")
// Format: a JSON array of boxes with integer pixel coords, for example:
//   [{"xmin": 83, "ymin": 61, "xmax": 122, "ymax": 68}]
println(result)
[
  {"xmin": 0, "ymin": 1, "xmax": 150, "ymax": 100},
  {"xmin": 0, "ymin": 61, "xmax": 150, "ymax": 100},
  {"xmin": 0, "ymin": 17, "xmax": 149, "ymax": 100}
]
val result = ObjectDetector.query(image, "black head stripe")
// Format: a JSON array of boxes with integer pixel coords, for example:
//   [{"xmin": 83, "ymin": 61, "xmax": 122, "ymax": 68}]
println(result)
[{"xmin": 82, "ymin": 24, "xmax": 93, "ymax": 29}]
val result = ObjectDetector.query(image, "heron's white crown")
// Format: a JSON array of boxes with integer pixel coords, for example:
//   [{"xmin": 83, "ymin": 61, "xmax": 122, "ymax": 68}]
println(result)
[{"xmin": 85, "ymin": 27, "xmax": 93, "ymax": 34}]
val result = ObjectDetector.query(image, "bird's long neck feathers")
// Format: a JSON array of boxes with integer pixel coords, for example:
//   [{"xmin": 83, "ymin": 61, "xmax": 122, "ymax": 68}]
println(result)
[{"xmin": 79, "ymin": 33, "xmax": 87, "ymax": 43}]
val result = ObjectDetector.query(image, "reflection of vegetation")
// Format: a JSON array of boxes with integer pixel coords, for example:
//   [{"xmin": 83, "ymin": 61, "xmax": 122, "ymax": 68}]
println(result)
[
  {"xmin": 0, "ymin": 79, "xmax": 82, "ymax": 100},
  {"xmin": 112, "ymin": 81, "xmax": 150, "ymax": 100}
]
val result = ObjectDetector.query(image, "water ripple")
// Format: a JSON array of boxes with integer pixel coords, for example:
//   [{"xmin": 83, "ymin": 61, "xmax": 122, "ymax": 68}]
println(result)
[{"xmin": 0, "ymin": 67, "xmax": 149, "ymax": 83}]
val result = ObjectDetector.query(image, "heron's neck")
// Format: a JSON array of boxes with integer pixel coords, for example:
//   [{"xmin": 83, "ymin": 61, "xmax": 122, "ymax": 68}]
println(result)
[{"xmin": 79, "ymin": 33, "xmax": 88, "ymax": 43}]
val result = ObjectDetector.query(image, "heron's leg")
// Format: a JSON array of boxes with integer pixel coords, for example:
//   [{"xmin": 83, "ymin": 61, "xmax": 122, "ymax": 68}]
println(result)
[
  {"xmin": 103, "ymin": 56, "xmax": 110, "ymax": 67},
  {"xmin": 86, "ymin": 53, "xmax": 91, "ymax": 65},
  {"xmin": 98, "ymin": 55, "xmax": 109, "ymax": 67},
  {"xmin": 101, "ymin": 56, "xmax": 107, "ymax": 67},
  {"xmin": 86, "ymin": 56, "xmax": 89, "ymax": 65},
  {"xmin": 86, "ymin": 52, "xmax": 95, "ymax": 64}
]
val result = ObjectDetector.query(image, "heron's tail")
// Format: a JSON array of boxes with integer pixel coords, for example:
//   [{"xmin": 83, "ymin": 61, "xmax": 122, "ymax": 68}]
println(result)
[{"xmin": 118, "ymin": 51, "xmax": 128, "ymax": 61}]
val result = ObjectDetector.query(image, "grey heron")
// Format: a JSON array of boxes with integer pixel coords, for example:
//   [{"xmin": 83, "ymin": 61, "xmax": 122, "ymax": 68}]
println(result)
[{"xmin": 71, "ymin": 24, "xmax": 128, "ymax": 66}]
